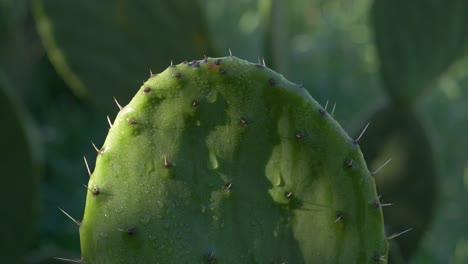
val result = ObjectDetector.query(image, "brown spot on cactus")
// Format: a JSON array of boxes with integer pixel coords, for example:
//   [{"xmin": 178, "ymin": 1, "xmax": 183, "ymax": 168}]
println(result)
[
  {"xmin": 207, "ymin": 63, "xmax": 221, "ymax": 72},
  {"xmin": 128, "ymin": 118, "xmax": 137, "ymax": 126},
  {"xmin": 143, "ymin": 87, "xmax": 151, "ymax": 93},
  {"xmin": 84, "ymin": 185, "xmax": 100, "ymax": 196}
]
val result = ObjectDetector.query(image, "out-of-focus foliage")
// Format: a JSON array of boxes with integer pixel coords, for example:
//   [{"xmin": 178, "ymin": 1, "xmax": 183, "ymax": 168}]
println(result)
[
  {"xmin": 413, "ymin": 59, "xmax": 468, "ymax": 264},
  {"xmin": 0, "ymin": 0, "xmax": 28, "ymax": 46},
  {"xmin": 358, "ymin": 105, "xmax": 437, "ymax": 262},
  {"xmin": 372, "ymin": 0, "xmax": 468, "ymax": 106},
  {"xmin": 0, "ymin": 0, "xmax": 467, "ymax": 263},
  {"xmin": 33, "ymin": 0, "xmax": 214, "ymax": 111},
  {"xmin": 0, "ymin": 74, "xmax": 40, "ymax": 263}
]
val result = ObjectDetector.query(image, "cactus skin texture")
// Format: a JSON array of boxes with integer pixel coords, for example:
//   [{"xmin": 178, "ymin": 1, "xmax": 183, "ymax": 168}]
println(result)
[{"xmin": 80, "ymin": 57, "xmax": 388, "ymax": 263}]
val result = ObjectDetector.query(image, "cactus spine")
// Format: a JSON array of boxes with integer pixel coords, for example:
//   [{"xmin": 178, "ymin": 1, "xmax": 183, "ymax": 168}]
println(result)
[{"xmin": 79, "ymin": 56, "xmax": 388, "ymax": 263}]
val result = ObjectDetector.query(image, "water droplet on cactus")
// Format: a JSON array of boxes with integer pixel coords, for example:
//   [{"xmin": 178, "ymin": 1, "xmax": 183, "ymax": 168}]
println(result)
[{"xmin": 103, "ymin": 213, "xmax": 109, "ymax": 223}]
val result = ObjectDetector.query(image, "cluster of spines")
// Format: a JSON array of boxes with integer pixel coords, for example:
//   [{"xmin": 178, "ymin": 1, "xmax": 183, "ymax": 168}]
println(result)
[{"xmin": 56, "ymin": 55, "xmax": 411, "ymax": 263}]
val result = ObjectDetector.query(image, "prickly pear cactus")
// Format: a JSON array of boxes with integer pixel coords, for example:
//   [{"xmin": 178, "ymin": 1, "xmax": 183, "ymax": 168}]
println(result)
[{"xmin": 80, "ymin": 56, "xmax": 388, "ymax": 263}]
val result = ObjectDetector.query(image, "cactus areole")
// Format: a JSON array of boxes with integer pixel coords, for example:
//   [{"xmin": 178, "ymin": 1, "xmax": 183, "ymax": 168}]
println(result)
[{"xmin": 80, "ymin": 56, "xmax": 388, "ymax": 263}]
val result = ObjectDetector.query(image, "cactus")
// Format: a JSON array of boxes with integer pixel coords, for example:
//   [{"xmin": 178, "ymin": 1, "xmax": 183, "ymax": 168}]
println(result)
[{"xmin": 75, "ymin": 56, "xmax": 388, "ymax": 263}]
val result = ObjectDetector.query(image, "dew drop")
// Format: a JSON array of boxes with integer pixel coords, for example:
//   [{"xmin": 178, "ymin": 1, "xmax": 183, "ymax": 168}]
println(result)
[{"xmin": 103, "ymin": 213, "xmax": 110, "ymax": 223}]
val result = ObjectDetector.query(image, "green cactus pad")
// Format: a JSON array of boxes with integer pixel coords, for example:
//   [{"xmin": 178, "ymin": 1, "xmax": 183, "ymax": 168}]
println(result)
[{"xmin": 80, "ymin": 57, "xmax": 388, "ymax": 263}]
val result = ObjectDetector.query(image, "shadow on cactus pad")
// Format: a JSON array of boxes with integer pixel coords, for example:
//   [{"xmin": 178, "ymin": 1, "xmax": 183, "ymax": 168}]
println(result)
[{"xmin": 357, "ymin": 104, "xmax": 437, "ymax": 263}]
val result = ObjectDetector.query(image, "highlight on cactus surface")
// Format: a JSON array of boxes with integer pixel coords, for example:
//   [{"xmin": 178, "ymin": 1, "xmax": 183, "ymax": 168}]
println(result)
[{"xmin": 64, "ymin": 56, "xmax": 393, "ymax": 263}]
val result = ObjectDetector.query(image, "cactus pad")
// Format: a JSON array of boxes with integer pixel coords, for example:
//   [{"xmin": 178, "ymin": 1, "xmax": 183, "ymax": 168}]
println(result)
[{"xmin": 80, "ymin": 57, "xmax": 388, "ymax": 263}]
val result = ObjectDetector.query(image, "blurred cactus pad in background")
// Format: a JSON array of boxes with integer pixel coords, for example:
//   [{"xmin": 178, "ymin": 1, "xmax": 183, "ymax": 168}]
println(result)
[{"xmin": 1, "ymin": 0, "xmax": 468, "ymax": 263}]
